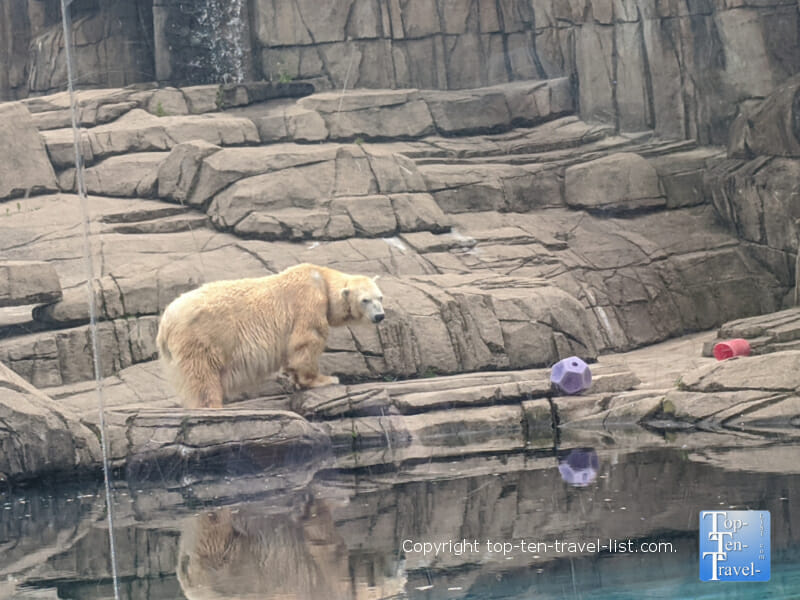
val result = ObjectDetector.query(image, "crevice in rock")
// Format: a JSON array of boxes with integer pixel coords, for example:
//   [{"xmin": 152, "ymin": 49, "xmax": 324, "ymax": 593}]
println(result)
[
  {"xmin": 637, "ymin": 7, "xmax": 656, "ymax": 130},
  {"xmin": 611, "ymin": 17, "xmax": 620, "ymax": 134}
]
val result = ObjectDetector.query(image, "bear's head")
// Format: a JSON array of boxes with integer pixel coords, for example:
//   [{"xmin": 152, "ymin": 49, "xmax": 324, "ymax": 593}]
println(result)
[{"xmin": 341, "ymin": 276, "xmax": 385, "ymax": 324}]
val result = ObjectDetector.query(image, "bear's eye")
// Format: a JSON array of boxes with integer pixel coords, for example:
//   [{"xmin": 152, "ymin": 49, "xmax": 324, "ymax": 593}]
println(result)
[{"xmin": 361, "ymin": 298, "xmax": 369, "ymax": 304}]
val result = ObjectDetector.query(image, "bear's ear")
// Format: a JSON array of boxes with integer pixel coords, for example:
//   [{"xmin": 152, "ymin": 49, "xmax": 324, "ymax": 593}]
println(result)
[{"xmin": 341, "ymin": 288, "xmax": 350, "ymax": 300}]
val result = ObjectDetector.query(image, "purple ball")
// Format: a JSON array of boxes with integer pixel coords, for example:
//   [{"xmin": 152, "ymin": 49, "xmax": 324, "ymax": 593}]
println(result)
[{"xmin": 550, "ymin": 356, "xmax": 592, "ymax": 395}]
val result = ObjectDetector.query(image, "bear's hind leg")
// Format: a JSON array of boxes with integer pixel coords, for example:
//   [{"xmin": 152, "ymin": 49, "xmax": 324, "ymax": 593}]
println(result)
[
  {"xmin": 285, "ymin": 330, "xmax": 339, "ymax": 389},
  {"xmin": 179, "ymin": 359, "xmax": 225, "ymax": 409}
]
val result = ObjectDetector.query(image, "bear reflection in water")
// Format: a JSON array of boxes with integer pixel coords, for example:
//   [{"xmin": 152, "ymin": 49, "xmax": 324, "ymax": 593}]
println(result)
[{"xmin": 177, "ymin": 496, "xmax": 406, "ymax": 600}]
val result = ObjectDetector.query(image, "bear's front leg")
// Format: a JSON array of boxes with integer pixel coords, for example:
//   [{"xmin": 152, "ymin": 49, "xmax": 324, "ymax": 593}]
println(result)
[{"xmin": 285, "ymin": 327, "xmax": 339, "ymax": 389}]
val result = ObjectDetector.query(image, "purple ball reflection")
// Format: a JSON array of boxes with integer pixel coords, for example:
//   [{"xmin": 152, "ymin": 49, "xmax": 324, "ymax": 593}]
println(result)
[{"xmin": 557, "ymin": 448, "xmax": 599, "ymax": 487}]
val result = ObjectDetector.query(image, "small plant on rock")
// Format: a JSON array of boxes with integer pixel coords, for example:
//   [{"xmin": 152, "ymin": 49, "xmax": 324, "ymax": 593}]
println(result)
[
  {"xmin": 155, "ymin": 101, "xmax": 166, "ymax": 117},
  {"xmin": 422, "ymin": 366, "xmax": 439, "ymax": 378}
]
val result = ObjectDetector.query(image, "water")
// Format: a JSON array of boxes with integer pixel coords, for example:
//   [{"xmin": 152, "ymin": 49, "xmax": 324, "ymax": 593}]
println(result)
[{"xmin": 5, "ymin": 442, "xmax": 800, "ymax": 599}]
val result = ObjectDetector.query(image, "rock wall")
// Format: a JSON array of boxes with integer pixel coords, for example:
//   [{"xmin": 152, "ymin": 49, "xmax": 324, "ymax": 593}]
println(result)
[
  {"xmin": 2, "ymin": 1, "xmax": 798, "ymax": 144},
  {"xmin": 251, "ymin": 0, "xmax": 800, "ymax": 144},
  {"xmin": 0, "ymin": 0, "xmax": 154, "ymax": 99},
  {"xmin": 706, "ymin": 74, "xmax": 800, "ymax": 296},
  {"xmin": 0, "ymin": 0, "xmax": 59, "ymax": 100}
]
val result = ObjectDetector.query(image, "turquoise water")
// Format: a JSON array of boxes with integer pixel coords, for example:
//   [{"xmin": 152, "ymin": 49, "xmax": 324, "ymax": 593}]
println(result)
[{"xmin": 6, "ymin": 442, "xmax": 800, "ymax": 599}]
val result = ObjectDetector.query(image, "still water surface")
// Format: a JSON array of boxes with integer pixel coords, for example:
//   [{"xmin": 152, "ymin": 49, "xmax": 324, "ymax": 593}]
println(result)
[{"xmin": 4, "ymin": 441, "xmax": 800, "ymax": 599}]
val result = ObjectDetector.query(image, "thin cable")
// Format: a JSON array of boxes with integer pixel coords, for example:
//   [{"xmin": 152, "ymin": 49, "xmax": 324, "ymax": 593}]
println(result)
[
  {"xmin": 324, "ymin": 44, "xmax": 357, "ymax": 205},
  {"xmin": 60, "ymin": 1, "xmax": 121, "ymax": 598}
]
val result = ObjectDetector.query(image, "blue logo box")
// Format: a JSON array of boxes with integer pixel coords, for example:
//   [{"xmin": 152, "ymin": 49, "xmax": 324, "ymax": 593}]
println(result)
[{"xmin": 700, "ymin": 510, "xmax": 770, "ymax": 582}]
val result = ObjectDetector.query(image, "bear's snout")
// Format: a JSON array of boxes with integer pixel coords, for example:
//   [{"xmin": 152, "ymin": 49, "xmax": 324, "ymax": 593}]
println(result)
[{"xmin": 372, "ymin": 312, "xmax": 385, "ymax": 323}]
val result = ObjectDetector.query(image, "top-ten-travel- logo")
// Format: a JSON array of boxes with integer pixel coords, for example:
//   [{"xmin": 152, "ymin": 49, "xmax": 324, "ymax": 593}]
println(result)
[{"xmin": 699, "ymin": 510, "xmax": 770, "ymax": 582}]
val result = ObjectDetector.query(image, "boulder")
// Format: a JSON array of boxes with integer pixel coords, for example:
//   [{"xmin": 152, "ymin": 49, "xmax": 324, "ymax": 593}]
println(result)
[
  {"xmin": 706, "ymin": 157, "xmax": 800, "ymax": 254},
  {"xmin": 63, "ymin": 152, "xmax": 167, "ymax": 197},
  {"xmin": 0, "ymin": 261, "xmax": 61, "ymax": 308},
  {"xmin": 146, "ymin": 88, "xmax": 189, "ymax": 116},
  {"xmin": 187, "ymin": 144, "xmax": 340, "ymax": 207},
  {"xmin": 204, "ymin": 145, "xmax": 428, "ymax": 228},
  {"xmin": 649, "ymin": 148, "xmax": 725, "ymax": 209},
  {"xmin": 157, "ymin": 140, "xmax": 221, "ymax": 204},
  {"xmin": 728, "ymin": 67, "xmax": 800, "ymax": 159},
  {"xmin": 0, "ymin": 103, "xmax": 58, "ymax": 200},
  {"xmin": 0, "ymin": 361, "xmax": 100, "ymax": 481},
  {"xmin": 565, "ymin": 153, "xmax": 666, "ymax": 213}
]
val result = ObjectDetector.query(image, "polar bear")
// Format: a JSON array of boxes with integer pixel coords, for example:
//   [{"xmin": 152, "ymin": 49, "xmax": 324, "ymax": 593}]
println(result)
[{"xmin": 156, "ymin": 263, "xmax": 385, "ymax": 408}]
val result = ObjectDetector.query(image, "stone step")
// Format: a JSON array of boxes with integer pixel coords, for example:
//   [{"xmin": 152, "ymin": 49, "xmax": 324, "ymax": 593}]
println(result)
[
  {"xmin": 718, "ymin": 307, "xmax": 800, "ymax": 338},
  {"xmin": 703, "ymin": 307, "xmax": 800, "ymax": 356},
  {"xmin": 416, "ymin": 135, "xmax": 718, "ymax": 215},
  {"xmin": 41, "ymin": 109, "xmax": 259, "ymax": 169},
  {"xmin": 405, "ymin": 116, "xmax": 613, "ymax": 161},
  {"xmin": 36, "ymin": 80, "xmax": 575, "ymax": 172},
  {"xmin": 223, "ymin": 193, "xmax": 449, "ymax": 241},
  {"xmin": 283, "ymin": 78, "xmax": 572, "ymax": 142},
  {"xmin": 293, "ymin": 361, "xmax": 639, "ymax": 419},
  {"xmin": 25, "ymin": 82, "xmax": 314, "ymax": 131}
]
